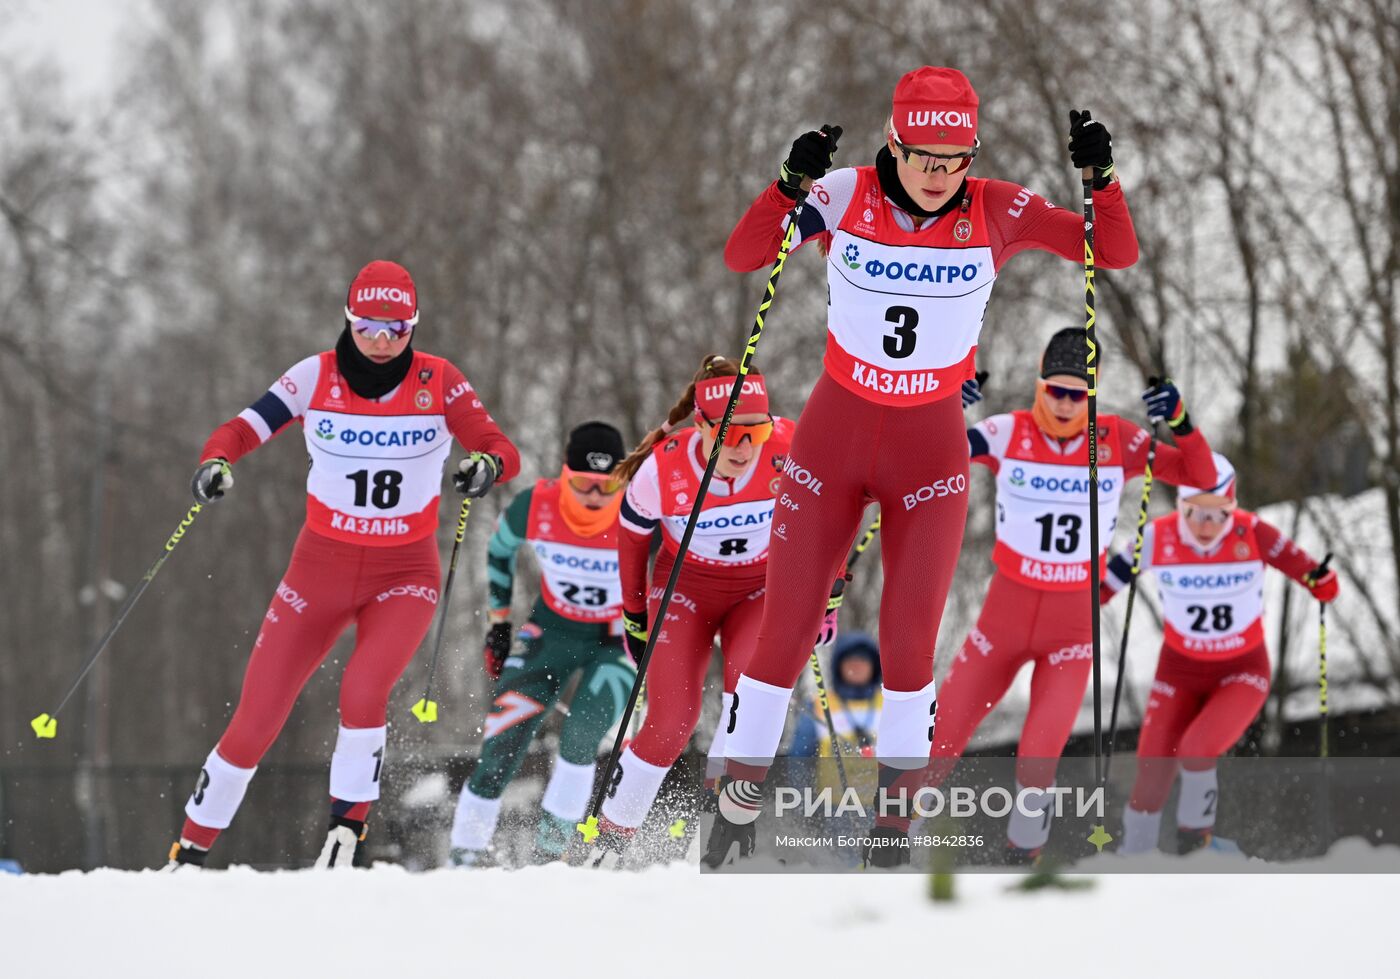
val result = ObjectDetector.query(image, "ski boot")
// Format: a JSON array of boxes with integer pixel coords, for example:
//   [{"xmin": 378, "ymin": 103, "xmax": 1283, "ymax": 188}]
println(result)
[
  {"xmin": 315, "ymin": 816, "xmax": 366, "ymax": 869},
  {"xmin": 162, "ymin": 841, "xmax": 208, "ymax": 873},
  {"xmin": 531, "ymin": 813, "xmax": 576, "ymax": 864},
  {"xmin": 861, "ymin": 825, "xmax": 912, "ymax": 869},
  {"xmin": 1178, "ymin": 827, "xmax": 1242, "ymax": 856},
  {"xmin": 577, "ymin": 817, "xmax": 633, "ymax": 870},
  {"xmin": 1005, "ymin": 844, "xmax": 1043, "ymax": 868},
  {"xmin": 701, "ymin": 780, "xmax": 760, "ymax": 869},
  {"xmin": 447, "ymin": 846, "xmax": 494, "ymax": 868}
]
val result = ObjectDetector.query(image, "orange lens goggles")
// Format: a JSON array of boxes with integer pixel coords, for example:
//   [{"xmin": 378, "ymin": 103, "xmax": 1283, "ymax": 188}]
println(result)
[
  {"xmin": 565, "ymin": 469, "xmax": 625, "ymax": 494},
  {"xmin": 698, "ymin": 413, "xmax": 774, "ymax": 448}
]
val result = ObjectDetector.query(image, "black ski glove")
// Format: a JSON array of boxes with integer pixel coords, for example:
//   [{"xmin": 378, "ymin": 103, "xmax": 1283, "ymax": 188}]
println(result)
[
  {"xmin": 1143, "ymin": 376, "xmax": 1193, "ymax": 434},
  {"xmin": 454, "ymin": 452, "xmax": 502, "ymax": 498},
  {"xmin": 622, "ymin": 610, "xmax": 649, "ymax": 665},
  {"xmin": 1068, "ymin": 110, "xmax": 1115, "ymax": 188},
  {"xmin": 483, "ymin": 621, "xmax": 513, "ymax": 680},
  {"xmin": 961, "ymin": 370, "xmax": 990, "ymax": 409},
  {"xmin": 191, "ymin": 458, "xmax": 233, "ymax": 504},
  {"xmin": 778, "ymin": 125, "xmax": 843, "ymax": 200}
]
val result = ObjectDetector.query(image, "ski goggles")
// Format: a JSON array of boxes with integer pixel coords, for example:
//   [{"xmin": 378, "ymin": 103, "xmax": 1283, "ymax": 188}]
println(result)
[
  {"xmin": 891, "ymin": 135, "xmax": 979, "ymax": 174},
  {"xmin": 346, "ymin": 307, "xmax": 418, "ymax": 341},
  {"xmin": 564, "ymin": 468, "xmax": 625, "ymax": 494},
  {"xmin": 695, "ymin": 412, "xmax": 774, "ymax": 448},
  {"xmin": 1043, "ymin": 383, "xmax": 1089, "ymax": 403},
  {"xmin": 1181, "ymin": 501, "xmax": 1236, "ymax": 525}
]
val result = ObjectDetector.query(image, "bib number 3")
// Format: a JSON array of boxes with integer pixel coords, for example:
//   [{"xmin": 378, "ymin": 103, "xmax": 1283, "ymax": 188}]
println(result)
[{"xmin": 883, "ymin": 306, "xmax": 919, "ymax": 360}]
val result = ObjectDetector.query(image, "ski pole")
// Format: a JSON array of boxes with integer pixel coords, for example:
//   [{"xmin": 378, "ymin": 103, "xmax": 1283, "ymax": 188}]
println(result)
[
  {"xmin": 577, "ymin": 173, "xmax": 822, "ymax": 845},
  {"xmin": 410, "ymin": 495, "xmax": 474, "ymax": 723},
  {"xmin": 808, "ymin": 514, "xmax": 882, "ymax": 784},
  {"xmin": 31, "ymin": 503, "xmax": 205, "ymax": 740},
  {"xmin": 1103, "ymin": 426, "xmax": 1157, "ymax": 783},
  {"xmin": 1311, "ymin": 552, "xmax": 1333, "ymax": 758},
  {"xmin": 1080, "ymin": 160, "xmax": 1110, "ymax": 847}
]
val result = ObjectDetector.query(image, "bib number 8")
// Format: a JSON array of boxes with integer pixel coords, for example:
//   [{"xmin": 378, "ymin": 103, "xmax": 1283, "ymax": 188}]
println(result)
[{"xmin": 883, "ymin": 306, "xmax": 919, "ymax": 360}]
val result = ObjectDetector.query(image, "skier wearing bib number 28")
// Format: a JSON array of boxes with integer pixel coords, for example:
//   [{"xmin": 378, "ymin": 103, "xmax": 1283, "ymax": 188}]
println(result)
[
  {"xmin": 165, "ymin": 260, "xmax": 520, "ymax": 870},
  {"xmin": 1102, "ymin": 454, "xmax": 1339, "ymax": 854},
  {"xmin": 926, "ymin": 328, "xmax": 1217, "ymax": 861},
  {"xmin": 714, "ymin": 66, "xmax": 1140, "ymax": 866},
  {"xmin": 447, "ymin": 422, "xmax": 634, "ymax": 867}
]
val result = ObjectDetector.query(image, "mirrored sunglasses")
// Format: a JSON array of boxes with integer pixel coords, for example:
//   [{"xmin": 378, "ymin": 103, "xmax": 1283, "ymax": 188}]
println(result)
[
  {"xmin": 697, "ymin": 412, "xmax": 774, "ymax": 448},
  {"xmin": 565, "ymin": 470, "xmax": 625, "ymax": 494},
  {"xmin": 1182, "ymin": 501, "xmax": 1235, "ymax": 525},
  {"xmin": 1044, "ymin": 383, "xmax": 1089, "ymax": 403},
  {"xmin": 893, "ymin": 135, "xmax": 980, "ymax": 174}
]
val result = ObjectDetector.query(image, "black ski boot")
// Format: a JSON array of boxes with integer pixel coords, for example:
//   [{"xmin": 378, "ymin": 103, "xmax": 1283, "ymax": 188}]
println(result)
[
  {"xmin": 702, "ymin": 780, "xmax": 759, "ymax": 868},
  {"xmin": 162, "ymin": 841, "xmax": 209, "ymax": 873},
  {"xmin": 862, "ymin": 825, "xmax": 912, "ymax": 869}
]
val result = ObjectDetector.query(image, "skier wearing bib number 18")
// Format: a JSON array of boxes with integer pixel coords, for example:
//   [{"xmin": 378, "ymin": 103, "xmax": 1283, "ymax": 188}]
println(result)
[
  {"xmin": 926, "ymin": 329, "xmax": 1217, "ymax": 861},
  {"xmin": 583, "ymin": 355, "xmax": 845, "ymax": 867},
  {"xmin": 714, "ymin": 66, "xmax": 1140, "ymax": 866},
  {"xmin": 1102, "ymin": 454, "xmax": 1339, "ymax": 854},
  {"xmin": 164, "ymin": 260, "xmax": 521, "ymax": 870},
  {"xmin": 447, "ymin": 422, "xmax": 634, "ymax": 867}
]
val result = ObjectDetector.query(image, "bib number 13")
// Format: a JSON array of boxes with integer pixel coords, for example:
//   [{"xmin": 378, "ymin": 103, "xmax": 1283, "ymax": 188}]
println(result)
[{"xmin": 883, "ymin": 306, "xmax": 919, "ymax": 359}]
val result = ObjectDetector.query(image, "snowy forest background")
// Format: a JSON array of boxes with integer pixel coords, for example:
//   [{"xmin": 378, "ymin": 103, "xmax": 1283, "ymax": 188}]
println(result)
[{"xmin": 1, "ymin": 0, "xmax": 1396, "ymax": 870}]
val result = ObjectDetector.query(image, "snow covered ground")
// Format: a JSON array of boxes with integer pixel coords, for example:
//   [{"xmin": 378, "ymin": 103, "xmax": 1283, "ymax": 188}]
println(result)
[{"xmin": 4, "ymin": 846, "xmax": 1397, "ymax": 976}]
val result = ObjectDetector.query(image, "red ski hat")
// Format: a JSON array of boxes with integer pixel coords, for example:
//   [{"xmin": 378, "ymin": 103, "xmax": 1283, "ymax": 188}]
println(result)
[
  {"xmin": 694, "ymin": 371, "xmax": 769, "ymax": 420},
  {"xmin": 346, "ymin": 260, "xmax": 418, "ymax": 323},
  {"xmin": 890, "ymin": 66, "xmax": 979, "ymax": 147},
  {"xmin": 1179, "ymin": 452, "xmax": 1237, "ymax": 502}
]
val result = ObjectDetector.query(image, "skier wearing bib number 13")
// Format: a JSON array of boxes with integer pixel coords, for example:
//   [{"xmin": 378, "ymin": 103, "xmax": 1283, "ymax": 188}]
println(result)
[
  {"xmin": 713, "ymin": 65, "xmax": 1141, "ymax": 867},
  {"xmin": 926, "ymin": 328, "xmax": 1217, "ymax": 862},
  {"xmin": 1102, "ymin": 454, "xmax": 1339, "ymax": 855},
  {"xmin": 164, "ymin": 260, "xmax": 520, "ymax": 870}
]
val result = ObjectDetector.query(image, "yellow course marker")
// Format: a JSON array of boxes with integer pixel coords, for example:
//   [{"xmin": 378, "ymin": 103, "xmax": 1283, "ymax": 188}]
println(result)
[
  {"xmin": 577, "ymin": 815, "xmax": 600, "ymax": 843},
  {"xmin": 668, "ymin": 819, "xmax": 687, "ymax": 840},
  {"xmin": 410, "ymin": 698, "xmax": 438, "ymax": 724},
  {"xmin": 31, "ymin": 713, "xmax": 57, "ymax": 739}
]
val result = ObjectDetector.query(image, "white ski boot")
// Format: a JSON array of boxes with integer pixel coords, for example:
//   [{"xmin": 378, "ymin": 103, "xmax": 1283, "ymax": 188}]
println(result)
[{"xmin": 315, "ymin": 818, "xmax": 365, "ymax": 869}]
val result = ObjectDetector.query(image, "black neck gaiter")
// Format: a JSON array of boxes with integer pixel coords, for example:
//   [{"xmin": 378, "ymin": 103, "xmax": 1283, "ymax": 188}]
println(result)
[
  {"xmin": 334, "ymin": 324, "xmax": 415, "ymax": 400},
  {"xmin": 875, "ymin": 145, "xmax": 968, "ymax": 221}
]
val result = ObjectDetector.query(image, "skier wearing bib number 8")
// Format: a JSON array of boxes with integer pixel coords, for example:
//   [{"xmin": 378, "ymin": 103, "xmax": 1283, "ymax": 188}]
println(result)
[
  {"xmin": 926, "ymin": 328, "xmax": 1217, "ymax": 861},
  {"xmin": 715, "ymin": 66, "xmax": 1140, "ymax": 866},
  {"xmin": 164, "ymin": 260, "xmax": 521, "ymax": 870},
  {"xmin": 448, "ymin": 422, "xmax": 635, "ymax": 867},
  {"xmin": 1102, "ymin": 453, "xmax": 1339, "ymax": 854},
  {"xmin": 584, "ymin": 355, "xmax": 844, "ymax": 867}
]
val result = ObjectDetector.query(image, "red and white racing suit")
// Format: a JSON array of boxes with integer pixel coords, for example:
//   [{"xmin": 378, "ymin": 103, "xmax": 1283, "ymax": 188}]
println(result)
[
  {"xmin": 927, "ymin": 409, "xmax": 1215, "ymax": 847},
  {"xmin": 600, "ymin": 421, "xmax": 793, "ymax": 832},
  {"xmin": 1106, "ymin": 510, "xmax": 1322, "ymax": 851},
  {"xmin": 719, "ymin": 167, "xmax": 1139, "ymax": 818},
  {"xmin": 179, "ymin": 350, "xmax": 519, "ymax": 847}
]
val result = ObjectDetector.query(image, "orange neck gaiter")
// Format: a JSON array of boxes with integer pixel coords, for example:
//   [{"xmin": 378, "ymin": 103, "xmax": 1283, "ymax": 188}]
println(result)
[
  {"xmin": 558, "ymin": 473, "xmax": 623, "ymax": 538},
  {"xmin": 1030, "ymin": 379, "xmax": 1088, "ymax": 440}
]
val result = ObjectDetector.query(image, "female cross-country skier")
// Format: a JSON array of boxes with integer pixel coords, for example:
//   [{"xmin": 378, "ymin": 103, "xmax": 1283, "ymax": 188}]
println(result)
[
  {"xmin": 165, "ymin": 260, "xmax": 520, "ymax": 870},
  {"xmin": 1103, "ymin": 454, "xmax": 1339, "ymax": 853},
  {"xmin": 447, "ymin": 422, "xmax": 634, "ymax": 867},
  {"xmin": 585, "ymin": 354, "xmax": 839, "ymax": 867},
  {"xmin": 926, "ymin": 327, "xmax": 1217, "ymax": 861},
  {"xmin": 714, "ymin": 65, "xmax": 1140, "ymax": 865}
]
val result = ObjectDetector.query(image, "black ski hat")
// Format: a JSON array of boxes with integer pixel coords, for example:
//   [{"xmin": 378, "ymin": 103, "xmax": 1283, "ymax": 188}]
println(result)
[
  {"xmin": 1040, "ymin": 327, "xmax": 1093, "ymax": 382},
  {"xmin": 566, "ymin": 422, "xmax": 625, "ymax": 473}
]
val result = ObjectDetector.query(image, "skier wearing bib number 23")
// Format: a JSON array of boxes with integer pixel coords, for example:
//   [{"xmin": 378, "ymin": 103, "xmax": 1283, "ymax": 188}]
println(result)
[
  {"xmin": 448, "ymin": 422, "xmax": 634, "ymax": 867},
  {"xmin": 1103, "ymin": 454, "xmax": 1339, "ymax": 854},
  {"xmin": 165, "ymin": 261, "xmax": 520, "ymax": 870},
  {"xmin": 714, "ymin": 66, "xmax": 1140, "ymax": 866},
  {"xmin": 926, "ymin": 328, "xmax": 1217, "ymax": 861}
]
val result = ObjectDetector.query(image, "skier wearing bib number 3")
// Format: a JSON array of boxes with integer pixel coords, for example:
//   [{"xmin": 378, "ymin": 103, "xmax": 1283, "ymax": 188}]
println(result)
[
  {"xmin": 448, "ymin": 422, "xmax": 635, "ymax": 867},
  {"xmin": 714, "ymin": 66, "xmax": 1140, "ymax": 866},
  {"xmin": 926, "ymin": 328, "xmax": 1217, "ymax": 861},
  {"xmin": 1103, "ymin": 454, "xmax": 1339, "ymax": 854},
  {"xmin": 164, "ymin": 261, "xmax": 520, "ymax": 870}
]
